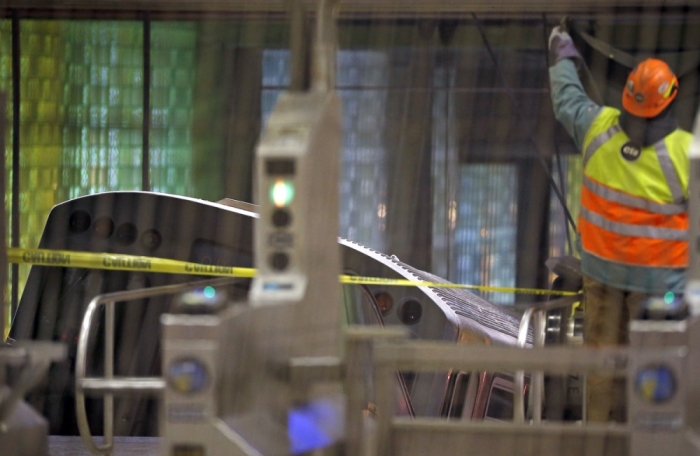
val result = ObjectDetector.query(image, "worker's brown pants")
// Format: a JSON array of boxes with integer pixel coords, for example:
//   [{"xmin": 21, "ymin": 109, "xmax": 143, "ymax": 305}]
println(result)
[{"xmin": 582, "ymin": 276, "xmax": 648, "ymax": 422}]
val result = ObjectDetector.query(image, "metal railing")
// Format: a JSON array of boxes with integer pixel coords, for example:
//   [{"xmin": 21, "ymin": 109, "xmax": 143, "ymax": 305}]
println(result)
[
  {"xmin": 513, "ymin": 294, "xmax": 582, "ymax": 424},
  {"xmin": 365, "ymin": 334, "xmax": 639, "ymax": 456},
  {"xmin": 75, "ymin": 277, "xmax": 240, "ymax": 455}
]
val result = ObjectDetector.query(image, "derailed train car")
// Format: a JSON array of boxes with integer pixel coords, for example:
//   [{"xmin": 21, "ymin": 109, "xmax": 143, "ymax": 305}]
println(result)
[
  {"xmin": 9, "ymin": 191, "xmax": 532, "ymax": 435},
  {"xmin": 341, "ymin": 238, "xmax": 531, "ymax": 420}
]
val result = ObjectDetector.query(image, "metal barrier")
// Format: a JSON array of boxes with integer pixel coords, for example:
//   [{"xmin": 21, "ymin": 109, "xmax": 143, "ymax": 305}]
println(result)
[
  {"xmin": 361, "ymin": 333, "xmax": 677, "ymax": 456},
  {"xmin": 514, "ymin": 295, "xmax": 582, "ymax": 424},
  {"xmin": 74, "ymin": 277, "xmax": 239, "ymax": 455}
]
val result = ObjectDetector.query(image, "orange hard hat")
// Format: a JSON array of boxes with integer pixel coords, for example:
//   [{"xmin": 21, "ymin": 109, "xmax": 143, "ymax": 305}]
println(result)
[{"xmin": 622, "ymin": 58, "xmax": 678, "ymax": 118}]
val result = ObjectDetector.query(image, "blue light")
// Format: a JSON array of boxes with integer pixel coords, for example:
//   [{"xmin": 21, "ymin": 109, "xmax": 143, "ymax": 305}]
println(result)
[
  {"xmin": 203, "ymin": 286, "xmax": 216, "ymax": 299},
  {"xmin": 664, "ymin": 292, "xmax": 675, "ymax": 305},
  {"xmin": 288, "ymin": 400, "xmax": 342, "ymax": 454}
]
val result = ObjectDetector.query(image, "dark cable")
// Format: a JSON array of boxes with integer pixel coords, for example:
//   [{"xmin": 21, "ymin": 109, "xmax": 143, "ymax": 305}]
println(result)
[
  {"xmin": 566, "ymin": 20, "xmax": 606, "ymax": 106},
  {"xmin": 472, "ymin": 13, "xmax": 578, "ymax": 235}
]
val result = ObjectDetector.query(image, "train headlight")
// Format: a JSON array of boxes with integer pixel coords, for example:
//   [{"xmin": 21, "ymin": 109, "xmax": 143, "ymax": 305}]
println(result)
[
  {"xmin": 634, "ymin": 364, "xmax": 676, "ymax": 403},
  {"xmin": 398, "ymin": 299, "xmax": 423, "ymax": 325},
  {"xmin": 375, "ymin": 291, "xmax": 394, "ymax": 316},
  {"xmin": 167, "ymin": 358, "xmax": 209, "ymax": 395},
  {"xmin": 93, "ymin": 216, "xmax": 114, "ymax": 238},
  {"xmin": 140, "ymin": 228, "xmax": 162, "ymax": 250},
  {"xmin": 68, "ymin": 210, "xmax": 91, "ymax": 233}
]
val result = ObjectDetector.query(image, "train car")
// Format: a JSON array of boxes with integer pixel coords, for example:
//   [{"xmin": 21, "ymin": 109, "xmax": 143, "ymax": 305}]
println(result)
[
  {"xmin": 9, "ymin": 191, "xmax": 531, "ymax": 435},
  {"xmin": 341, "ymin": 238, "xmax": 530, "ymax": 420}
]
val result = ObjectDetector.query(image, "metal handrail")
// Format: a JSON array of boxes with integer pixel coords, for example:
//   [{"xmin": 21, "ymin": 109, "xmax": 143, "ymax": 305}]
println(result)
[
  {"xmin": 75, "ymin": 276, "xmax": 240, "ymax": 455},
  {"xmin": 513, "ymin": 294, "xmax": 582, "ymax": 424}
]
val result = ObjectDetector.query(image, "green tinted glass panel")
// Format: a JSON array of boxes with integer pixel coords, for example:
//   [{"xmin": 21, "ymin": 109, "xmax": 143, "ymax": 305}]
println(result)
[
  {"xmin": 150, "ymin": 22, "xmax": 196, "ymax": 195},
  {"xmin": 0, "ymin": 20, "xmax": 10, "ymax": 330},
  {"xmin": 18, "ymin": 21, "xmax": 66, "ymax": 299},
  {"xmin": 60, "ymin": 21, "xmax": 143, "ymax": 199}
]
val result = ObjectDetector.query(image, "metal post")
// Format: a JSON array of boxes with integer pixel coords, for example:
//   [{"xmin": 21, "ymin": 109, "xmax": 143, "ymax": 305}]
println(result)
[
  {"xmin": 514, "ymin": 307, "xmax": 534, "ymax": 423},
  {"xmin": 311, "ymin": 0, "xmax": 339, "ymax": 92},
  {"xmin": 514, "ymin": 296, "xmax": 581, "ymax": 423},
  {"xmin": 373, "ymin": 358, "xmax": 394, "ymax": 456},
  {"xmin": 345, "ymin": 334, "xmax": 368, "ymax": 456},
  {"xmin": 288, "ymin": 0, "xmax": 310, "ymax": 92},
  {"xmin": 532, "ymin": 310, "xmax": 546, "ymax": 423},
  {"xmin": 104, "ymin": 301, "xmax": 115, "ymax": 455},
  {"xmin": 345, "ymin": 327, "xmax": 407, "ymax": 456}
]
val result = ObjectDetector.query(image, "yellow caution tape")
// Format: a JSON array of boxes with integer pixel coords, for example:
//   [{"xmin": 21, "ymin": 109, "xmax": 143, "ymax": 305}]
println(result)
[
  {"xmin": 340, "ymin": 275, "xmax": 577, "ymax": 296},
  {"xmin": 7, "ymin": 247, "xmax": 578, "ymax": 296},
  {"xmin": 8, "ymin": 247, "xmax": 257, "ymax": 279}
]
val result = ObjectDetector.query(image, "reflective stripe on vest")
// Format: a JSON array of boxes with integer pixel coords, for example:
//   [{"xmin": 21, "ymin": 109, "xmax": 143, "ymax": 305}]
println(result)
[
  {"xmin": 579, "ymin": 217, "xmax": 688, "ymax": 268},
  {"xmin": 583, "ymin": 124, "xmax": 622, "ymax": 168},
  {"xmin": 581, "ymin": 179, "xmax": 688, "ymax": 232},
  {"xmin": 582, "ymin": 176, "xmax": 687, "ymax": 216},
  {"xmin": 655, "ymin": 140, "xmax": 685, "ymax": 204},
  {"xmin": 580, "ymin": 207, "xmax": 686, "ymax": 240}
]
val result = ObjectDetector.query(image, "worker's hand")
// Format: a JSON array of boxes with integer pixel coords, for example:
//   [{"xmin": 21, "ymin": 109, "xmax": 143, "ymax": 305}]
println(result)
[
  {"xmin": 548, "ymin": 25, "xmax": 582, "ymax": 66},
  {"xmin": 548, "ymin": 26, "xmax": 571, "ymax": 50}
]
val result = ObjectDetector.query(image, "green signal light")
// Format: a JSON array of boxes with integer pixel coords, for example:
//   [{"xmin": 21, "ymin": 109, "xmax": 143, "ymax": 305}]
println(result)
[
  {"xmin": 203, "ymin": 286, "xmax": 216, "ymax": 299},
  {"xmin": 664, "ymin": 292, "xmax": 675, "ymax": 305},
  {"xmin": 270, "ymin": 179, "xmax": 295, "ymax": 207}
]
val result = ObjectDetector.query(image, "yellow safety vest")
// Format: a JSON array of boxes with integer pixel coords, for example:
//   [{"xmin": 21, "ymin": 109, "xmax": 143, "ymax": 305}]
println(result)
[{"xmin": 580, "ymin": 107, "xmax": 691, "ymax": 268}]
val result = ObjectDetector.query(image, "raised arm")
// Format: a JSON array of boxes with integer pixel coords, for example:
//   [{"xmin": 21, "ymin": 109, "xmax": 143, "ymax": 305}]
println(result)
[{"xmin": 548, "ymin": 27, "xmax": 602, "ymax": 150}]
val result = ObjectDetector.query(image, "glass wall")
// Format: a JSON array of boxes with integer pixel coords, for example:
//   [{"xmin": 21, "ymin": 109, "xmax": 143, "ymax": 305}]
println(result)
[
  {"xmin": 150, "ymin": 22, "xmax": 196, "ymax": 195},
  {"xmin": 60, "ymin": 21, "xmax": 144, "ymax": 201},
  {"xmin": 261, "ymin": 48, "xmax": 390, "ymax": 252},
  {"xmin": 5, "ymin": 10, "xmax": 696, "ymax": 317},
  {"xmin": 454, "ymin": 164, "xmax": 518, "ymax": 304},
  {"xmin": 1, "ymin": 17, "xmax": 577, "ymax": 312}
]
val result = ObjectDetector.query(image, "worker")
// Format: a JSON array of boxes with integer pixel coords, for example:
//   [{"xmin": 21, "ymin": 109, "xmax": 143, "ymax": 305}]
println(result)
[{"xmin": 548, "ymin": 25, "xmax": 691, "ymax": 422}]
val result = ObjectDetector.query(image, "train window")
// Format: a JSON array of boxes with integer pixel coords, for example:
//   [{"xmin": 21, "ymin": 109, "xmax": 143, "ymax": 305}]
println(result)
[
  {"xmin": 460, "ymin": 373, "xmax": 480, "ymax": 420},
  {"xmin": 485, "ymin": 387, "xmax": 513, "ymax": 421},
  {"xmin": 399, "ymin": 372, "xmax": 416, "ymax": 394},
  {"xmin": 485, "ymin": 376, "xmax": 515, "ymax": 421},
  {"xmin": 445, "ymin": 372, "xmax": 471, "ymax": 418}
]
